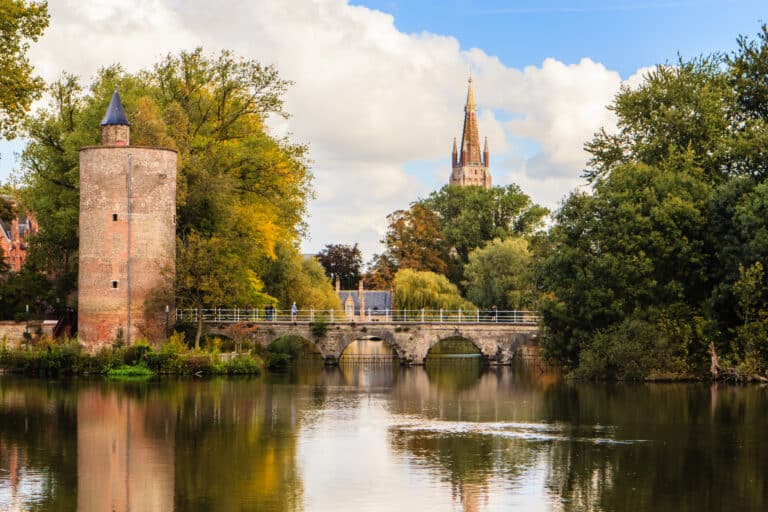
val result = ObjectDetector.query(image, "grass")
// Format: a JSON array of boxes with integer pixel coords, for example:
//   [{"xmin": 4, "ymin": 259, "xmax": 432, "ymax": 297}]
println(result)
[{"xmin": 107, "ymin": 364, "xmax": 155, "ymax": 380}]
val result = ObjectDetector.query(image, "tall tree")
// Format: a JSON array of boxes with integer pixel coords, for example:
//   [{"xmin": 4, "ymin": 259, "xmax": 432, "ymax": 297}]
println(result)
[
  {"xmin": 0, "ymin": 0, "xmax": 49, "ymax": 138},
  {"xmin": 316, "ymin": 243, "xmax": 362, "ymax": 289},
  {"xmin": 463, "ymin": 237, "xmax": 537, "ymax": 310},
  {"xmin": 423, "ymin": 184, "xmax": 547, "ymax": 264},
  {"xmin": 383, "ymin": 204, "xmax": 448, "ymax": 275},
  {"xmin": 262, "ymin": 242, "xmax": 341, "ymax": 311}
]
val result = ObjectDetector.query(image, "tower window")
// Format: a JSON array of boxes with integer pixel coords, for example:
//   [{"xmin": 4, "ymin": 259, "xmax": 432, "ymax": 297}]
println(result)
[
  {"xmin": 112, "ymin": 213, "xmax": 118, "ymax": 221},
  {"xmin": 111, "ymin": 280, "xmax": 119, "ymax": 289}
]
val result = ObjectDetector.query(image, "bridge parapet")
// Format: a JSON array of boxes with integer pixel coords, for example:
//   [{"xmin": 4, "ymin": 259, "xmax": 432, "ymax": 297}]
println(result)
[{"xmin": 176, "ymin": 308, "xmax": 540, "ymax": 325}]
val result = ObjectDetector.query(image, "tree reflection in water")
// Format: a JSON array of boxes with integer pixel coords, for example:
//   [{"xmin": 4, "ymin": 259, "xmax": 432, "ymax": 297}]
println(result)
[{"xmin": 1, "ymin": 363, "xmax": 767, "ymax": 511}]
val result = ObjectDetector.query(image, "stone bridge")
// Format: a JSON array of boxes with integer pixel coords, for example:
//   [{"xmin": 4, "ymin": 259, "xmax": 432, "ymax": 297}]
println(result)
[{"xmin": 208, "ymin": 321, "xmax": 539, "ymax": 365}]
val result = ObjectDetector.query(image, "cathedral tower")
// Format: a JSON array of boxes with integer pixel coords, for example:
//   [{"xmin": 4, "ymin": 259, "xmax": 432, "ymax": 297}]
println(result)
[
  {"xmin": 450, "ymin": 76, "xmax": 491, "ymax": 189},
  {"xmin": 78, "ymin": 92, "xmax": 177, "ymax": 349}
]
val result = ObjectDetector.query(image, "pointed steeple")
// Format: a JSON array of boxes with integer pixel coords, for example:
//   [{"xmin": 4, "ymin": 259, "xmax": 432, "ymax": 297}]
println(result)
[
  {"xmin": 100, "ymin": 91, "xmax": 130, "ymax": 126},
  {"xmin": 465, "ymin": 74, "xmax": 476, "ymax": 112},
  {"xmin": 459, "ymin": 75, "xmax": 481, "ymax": 166}
]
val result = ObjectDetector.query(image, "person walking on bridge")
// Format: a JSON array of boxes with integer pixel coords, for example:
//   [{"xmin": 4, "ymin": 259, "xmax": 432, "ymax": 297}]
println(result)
[{"xmin": 291, "ymin": 302, "xmax": 297, "ymax": 321}]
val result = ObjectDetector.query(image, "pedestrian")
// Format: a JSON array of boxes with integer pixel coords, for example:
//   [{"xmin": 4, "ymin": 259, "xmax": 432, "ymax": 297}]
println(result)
[
  {"xmin": 491, "ymin": 305, "xmax": 497, "ymax": 322},
  {"xmin": 265, "ymin": 303, "xmax": 274, "ymax": 321},
  {"xmin": 291, "ymin": 301, "xmax": 297, "ymax": 321}
]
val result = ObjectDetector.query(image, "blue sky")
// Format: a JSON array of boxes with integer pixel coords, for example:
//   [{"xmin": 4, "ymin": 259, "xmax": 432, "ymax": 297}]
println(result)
[
  {"xmin": 353, "ymin": 0, "xmax": 766, "ymax": 77},
  {"xmin": 2, "ymin": 0, "xmax": 768, "ymax": 256}
]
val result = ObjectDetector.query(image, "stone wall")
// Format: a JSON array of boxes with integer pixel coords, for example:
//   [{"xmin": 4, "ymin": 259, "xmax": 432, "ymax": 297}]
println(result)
[{"xmin": 0, "ymin": 321, "xmax": 56, "ymax": 347}]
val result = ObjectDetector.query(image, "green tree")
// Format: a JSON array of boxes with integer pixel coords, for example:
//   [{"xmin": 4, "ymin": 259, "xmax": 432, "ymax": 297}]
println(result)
[
  {"xmin": 422, "ymin": 184, "xmax": 547, "ymax": 267},
  {"xmin": 393, "ymin": 268, "xmax": 474, "ymax": 312},
  {"xmin": 176, "ymin": 232, "xmax": 272, "ymax": 349},
  {"xmin": 583, "ymin": 57, "xmax": 735, "ymax": 183},
  {"xmin": 540, "ymin": 161, "xmax": 712, "ymax": 369},
  {"xmin": 0, "ymin": 0, "xmax": 49, "ymax": 138},
  {"xmin": 262, "ymin": 242, "xmax": 341, "ymax": 312},
  {"xmin": 316, "ymin": 243, "xmax": 362, "ymax": 289},
  {"xmin": 463, "ymin": 237, "xmax": 537, "ymax": 310},
  {"xmin": 730, "ymin": 262, "xmax": 768, "ymax": 375}
]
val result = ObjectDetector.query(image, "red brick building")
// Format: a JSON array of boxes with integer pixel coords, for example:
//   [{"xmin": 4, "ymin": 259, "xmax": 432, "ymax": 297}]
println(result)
[{"xmin": 0, "ymin": 196, "xmax": 38, "ymax": 272}]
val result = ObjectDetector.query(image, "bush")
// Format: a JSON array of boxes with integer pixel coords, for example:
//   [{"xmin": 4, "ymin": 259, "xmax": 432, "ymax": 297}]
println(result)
[
  {"xmin": 224, "ymin": 354, "xmax": 263, "ymax": 375},
  {"xmin": 310, "ymin": 320, "xmax": 328, "ymax": 338},
  {"xmin": 572, "ymin": 318, "xmax": 686, "ymax": 381}
]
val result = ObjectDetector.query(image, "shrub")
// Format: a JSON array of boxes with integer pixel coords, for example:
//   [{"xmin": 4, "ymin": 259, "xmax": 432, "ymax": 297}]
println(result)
[
  {"xmin": 310, "ymin": 320, "xmax": 329, "ymax": 338},
  {"xmin": 572, "ymin": 318, "xmax": 685, "ymax": 381},
  {"xmin": 224, "ymin": 354, "xmax": 263, "ymax": 374}
]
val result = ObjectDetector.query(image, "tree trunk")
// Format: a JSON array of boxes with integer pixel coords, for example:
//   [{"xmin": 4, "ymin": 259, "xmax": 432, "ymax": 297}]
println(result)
[
  {"xmin": 708, "ymin": 341, "xmax": 721, "ymax": 378},
  {"xmin": 195, "ymin": 306, "xmax": 203, "ymax": 350}
]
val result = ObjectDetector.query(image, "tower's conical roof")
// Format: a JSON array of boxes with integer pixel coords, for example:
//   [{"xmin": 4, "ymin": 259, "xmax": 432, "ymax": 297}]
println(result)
[{"xmin": 100, "ymin": 91, "xmax": 130, "ymax": 126}]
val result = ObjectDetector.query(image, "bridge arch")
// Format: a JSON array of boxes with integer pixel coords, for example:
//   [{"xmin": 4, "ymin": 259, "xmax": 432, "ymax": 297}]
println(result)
[
  {"xmin": 267, "ymin": 334, "xmax": 322, "ymax": 362},
  {"xmin": 426, "ymin": 335, "xmax": 484, "ymax": 359},
  {"xmin": 339, "ymin": 337, "xmax": 398, "ymax": 363}
]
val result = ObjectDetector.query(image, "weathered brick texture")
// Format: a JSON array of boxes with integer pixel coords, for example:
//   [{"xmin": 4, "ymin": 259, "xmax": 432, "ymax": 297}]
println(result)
[{"xmin": 78, "ymin": 145, "xmax": 176, "ymax": 349}]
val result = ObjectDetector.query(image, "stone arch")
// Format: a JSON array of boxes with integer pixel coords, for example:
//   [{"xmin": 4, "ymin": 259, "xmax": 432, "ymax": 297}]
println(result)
[
  {"xmin": 338, "ymin": 335, "xmax": 398, "ymax": 362},
  {"xmin": 267, "ymin": 334, "xmax": 323, "ymax": 361},
  {"xmin": 426, "ymin": 334, "xmax": 485, "ymax": 359}
]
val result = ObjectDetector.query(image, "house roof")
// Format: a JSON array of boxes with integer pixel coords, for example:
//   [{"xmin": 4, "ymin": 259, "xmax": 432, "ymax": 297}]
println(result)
[{"xmin": 338, "ymin": 290, "xmax": 392, "ymax": 311}]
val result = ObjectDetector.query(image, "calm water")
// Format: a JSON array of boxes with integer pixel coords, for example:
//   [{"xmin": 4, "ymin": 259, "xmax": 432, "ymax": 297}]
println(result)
[{"xmin": 1, "ymin": 361, "xmax": 766, "ymax": 512}]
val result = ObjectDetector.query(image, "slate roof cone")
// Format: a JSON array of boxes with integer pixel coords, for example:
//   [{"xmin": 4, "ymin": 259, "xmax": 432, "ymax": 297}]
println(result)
[
  {"xmin": 100, "ymin": 91, "xmax": 130, "ymax": 146},
  {"xmin": 101, "ymin": 91, "xmax": 130, "ymax": 126}
]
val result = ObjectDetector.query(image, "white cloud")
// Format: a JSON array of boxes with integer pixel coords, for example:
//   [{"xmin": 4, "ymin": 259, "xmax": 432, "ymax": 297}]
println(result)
[{"xmin": 19, "ymin": 0, "xmax": 644, "ymax": 259}]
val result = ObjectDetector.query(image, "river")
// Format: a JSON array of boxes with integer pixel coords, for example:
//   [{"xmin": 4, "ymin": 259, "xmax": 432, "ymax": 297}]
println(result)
[{"xmin": 1, "ymin": 360, "xmax": 766, "ymax": 511}]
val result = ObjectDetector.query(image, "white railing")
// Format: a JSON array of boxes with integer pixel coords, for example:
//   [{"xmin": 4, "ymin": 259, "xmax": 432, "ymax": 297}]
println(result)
[{"xmin": 175, "ymin": 308, "xmax": 540, "ymax": 325}]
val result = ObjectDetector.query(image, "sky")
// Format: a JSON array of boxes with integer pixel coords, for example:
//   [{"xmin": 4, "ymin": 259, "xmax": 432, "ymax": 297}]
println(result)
[{"xmin": 1, "ymin": 0, "xmax": 765, "ymax": 259}]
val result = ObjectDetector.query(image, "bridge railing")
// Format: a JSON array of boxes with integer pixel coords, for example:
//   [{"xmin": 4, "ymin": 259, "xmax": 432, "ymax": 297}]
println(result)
[{"xmin": 175, "ymin": 308, "xmax": 540, "ymax": 325}]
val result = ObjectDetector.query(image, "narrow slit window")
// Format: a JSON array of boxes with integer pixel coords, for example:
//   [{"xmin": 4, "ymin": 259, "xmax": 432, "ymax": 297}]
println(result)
[
  {"xmin": 112, "ymin": 213, "xmax": 118, "ymax": 221},
  {"xmin": 111, "ymin": 280, "xmax": 119, "ymax": 289}
]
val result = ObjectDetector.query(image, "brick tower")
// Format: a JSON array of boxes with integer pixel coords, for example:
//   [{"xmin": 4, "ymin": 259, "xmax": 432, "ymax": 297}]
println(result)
[
  {"xmin": 78, "ymin": 91, "xmax": 177, "ymax": 349},
  {"xmin": 450, "ymin": 76, "xmax": 491, "ymax": 189}
]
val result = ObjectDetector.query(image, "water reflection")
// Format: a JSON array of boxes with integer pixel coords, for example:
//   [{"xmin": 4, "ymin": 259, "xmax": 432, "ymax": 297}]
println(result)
[{"xmin": 1, "ymin": 363, "xmax": 767, "ymax": 511}]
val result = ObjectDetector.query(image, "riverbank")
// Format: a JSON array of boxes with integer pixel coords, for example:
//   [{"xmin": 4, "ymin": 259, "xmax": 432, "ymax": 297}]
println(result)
[{"xmin": 0, "ymin": 336, "xmax": 262, "ymax": 377}]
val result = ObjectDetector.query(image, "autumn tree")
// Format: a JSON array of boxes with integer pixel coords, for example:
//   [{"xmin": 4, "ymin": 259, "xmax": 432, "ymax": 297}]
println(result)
[
  {"xmin": 16, "ymin": 49, "xmax": 314, "ymax": 326},
  {"xmin": 383, "ymin": 203, "xmax": 448, "ymax": 274},
  {"xmin": 0, "ymin": 0, "xmax": 49, "ymax": 138},
  {"xmin": 316, "ymin": 243, "xmax": 362, "ymax": 289}
]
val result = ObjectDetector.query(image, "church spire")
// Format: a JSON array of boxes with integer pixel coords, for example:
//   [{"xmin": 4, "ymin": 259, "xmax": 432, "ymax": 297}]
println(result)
[
  {"xmin": 450, "ymin": 76, "xmax": 491, "ymax": 189},
  {"xmin": 459, "ymin": 75, "xmax": 481, "ymax": 166}
]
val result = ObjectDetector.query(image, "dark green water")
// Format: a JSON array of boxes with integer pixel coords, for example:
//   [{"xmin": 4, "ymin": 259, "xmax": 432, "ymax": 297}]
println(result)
[{"xmin": 1, "ymin": 362, "xmax": 766, "ymax": 511}]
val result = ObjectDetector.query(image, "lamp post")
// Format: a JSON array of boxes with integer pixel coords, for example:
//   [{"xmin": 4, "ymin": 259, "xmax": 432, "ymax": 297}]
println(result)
[{"xmin": 165, "ymin": 305, "xmax": 170, "ymax": 339}]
